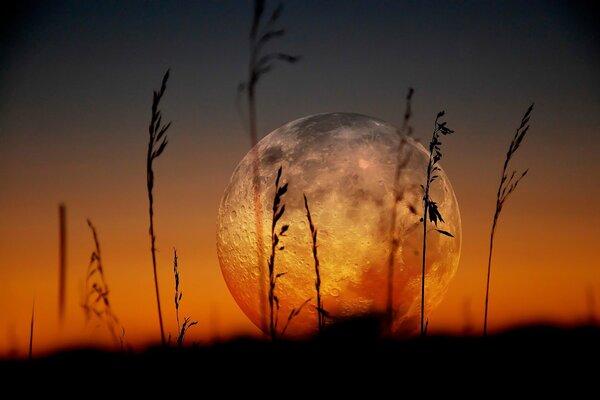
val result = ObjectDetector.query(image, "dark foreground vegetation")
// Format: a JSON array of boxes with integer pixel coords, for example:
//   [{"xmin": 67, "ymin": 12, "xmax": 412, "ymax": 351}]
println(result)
[{"xmin": 2, "ymin": 324, "xmax": 598, "ymax": 388}]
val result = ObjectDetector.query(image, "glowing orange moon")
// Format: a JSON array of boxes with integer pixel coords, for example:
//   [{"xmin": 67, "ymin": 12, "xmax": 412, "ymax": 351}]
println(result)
[{"xmin": 217, "ymin": 113, "xmax": 461, "ymax": 336}]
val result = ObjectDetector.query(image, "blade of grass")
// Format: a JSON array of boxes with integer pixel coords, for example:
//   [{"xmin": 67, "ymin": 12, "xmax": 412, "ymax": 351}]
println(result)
[
  {"xmin": 28, "ymin": 300, "xmax": 34, "ymax": 360},
  {"xmin": 58, "ymin": 203, "xmax": 66, "ymax": 323},
  {"xmin": 147, "ymin": 69, "xmax": 172, "ymax": 346},
  {"xmin": 386, "ymin": 87, "xmax": 414, "ymax": 334},
  {"xmin": 421, "ymin": 111, "xmax": 454, "ymax": 336},
  {"xmin": 483, "ymin": 103, "xmax": 534, "ymax": 336},
  {"xmin": 238, "ymin": 0, "xmax": 300, "ymax": 333}
]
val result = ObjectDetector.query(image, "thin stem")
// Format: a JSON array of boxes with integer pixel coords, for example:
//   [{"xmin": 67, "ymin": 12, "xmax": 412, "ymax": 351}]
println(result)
[
  {"xmin": 58, "ymin": 204, "xmax": 66, "ymax": 324},
  {"xmin": 304, "ymin": 194, "xmax": 323, "ymax": 333},
  {"xmin": 421, "ymin": 194, "xmax": 429, "ymax": 337},
  {"xmin": 174, "ymin": 248, "xmax": 181, "ymax": 336},
  {"xmin": 421, "ymin": 122, "xmax": 436, "ymax": 337},
  {"xmin": 386, "ymin": 88, "xmax": 413, "ymax": 333},
  {"xmin": 146, "ymin": 70, "xmax": 171, "ymax": 347},
  {"xmin": 483, "ymin": 226, "xmax": 496, "ymax": 336},
  {"xmin": 28, "ymin": 300, "xmax": 34, "ymax": 360},
  {"xmin": 248, "ymin": 86, "xmax": 267, "ymax": 333},
  {"xmin": 148, "ymin": 153, "xmax": 165, "ymax": 346}
]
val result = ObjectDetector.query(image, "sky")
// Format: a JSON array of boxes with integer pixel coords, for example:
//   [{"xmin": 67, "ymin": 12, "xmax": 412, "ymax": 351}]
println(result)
[{"xmin": 1, "ymin": 0, "xmax": 599, "ymax": 356}]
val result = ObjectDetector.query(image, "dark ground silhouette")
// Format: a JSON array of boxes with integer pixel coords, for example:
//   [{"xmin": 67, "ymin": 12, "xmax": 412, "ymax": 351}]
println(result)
[{"xmin": 2, "ymin": 323, "xmax": 598, "ymax": 388}]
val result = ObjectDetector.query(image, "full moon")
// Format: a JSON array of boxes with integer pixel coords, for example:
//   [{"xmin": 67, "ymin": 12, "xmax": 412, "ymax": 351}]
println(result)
[{"xmin": 217, "ymin": 113, "xmax": 461, "ymax": 337}]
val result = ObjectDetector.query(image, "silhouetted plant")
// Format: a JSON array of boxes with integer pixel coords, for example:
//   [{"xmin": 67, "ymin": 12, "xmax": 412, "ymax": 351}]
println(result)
[
  {"xmin": 82, "ymin": 219, "xmax": 121, "ymax": 344},
  {"xmin": 238, "ymin": 0, "xmax": 300, "ymax": 332},
  {"xmin": 58, "ymin": 203, "xmax": 66, "ymax": 323},
  {"xmin": 386, "ymin": 87, "xmax": 415, "ymax": 333},
  {"xmin": 420, "ymin": 111, "xmax": 455, "ymax": 336},
  {"xmin": 303, "ymin": 194, "xmax": 329, "ymax": 334},
  {"xmin": 173, "ymin": 248, "xmax": 198, "ymax": 347},
  {"xmin": 28, "ymin": 300, "xmax": 34, "ymax": 360},
  {"xmin": 483, "ymin": 104, "xmax": 533, "ymax": 336},
  {"xmin": 147, "ymin": 69, "xmax": 171, "ymax": 346},
  {"xmin": 268, "ymin": 166, "xmax": 289, "ymax": 340},
  {"xmin": 281, "ymin": 298, "xmax": 312, "ymax": 338}
]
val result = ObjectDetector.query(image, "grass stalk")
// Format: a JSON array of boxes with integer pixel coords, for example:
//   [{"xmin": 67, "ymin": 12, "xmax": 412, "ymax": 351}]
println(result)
[
  {"xmin": 173, "ymin": 248, "xmax": 198, "ymax": 347},
  {"xmin": 386, "ymin": 88, "xmax": 414, "ymax": 333},
  {"xmin": 28, "ymin": 300, "xmax": 34, "ymax": 360},
  {"xmin": 420, "ymin": 111, "xmax": 455, "ymax": 336},
  {"xmin": 239, "ymin": 0, "xmax": 299, "ymax": 333},
  {"xmin": 483, "ymin": 103, "xmax": 533, "ymax": 336},
  {"xmin": 267, "ymin": 166, "xmax": 289, "ymax": 340},
  {"xmin": 303, "ymin": 194, "xmax": 326, "ymax": 334},
  {"xmin": 83, "ymin": 219, "xmax": 121, "ymax": 344},
  {"xmin": 146, "ymin": 69, "xmax": 172, "ymax": 346},
  {"xmin": 58, "ymin": 203, "xmax": 66, "ymax": 323}
]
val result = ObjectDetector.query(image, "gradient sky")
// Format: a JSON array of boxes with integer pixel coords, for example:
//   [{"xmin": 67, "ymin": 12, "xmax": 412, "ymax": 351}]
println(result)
[{"xmin": 1, "ymin": 0, "xmax": 599, "ymax": 356}]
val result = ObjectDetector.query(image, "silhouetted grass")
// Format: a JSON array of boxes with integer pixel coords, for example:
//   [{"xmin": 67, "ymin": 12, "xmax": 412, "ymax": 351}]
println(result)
[
  {"xmin": 82, "ymin": 220, "xmax": 121, "ymax": 344},
  {"xmin": 483, "ymin": 104, "xmax": 534, "ymax": 336},
  {"xmin": 420, "ymin": 111, "xmax": 455, "ymax": 336},
  {"xmin": 303, "ymin": 194, "xmax": 327, "ymax": 334},
  {"xmin": 28, "ymin": 300, "xmax": 34, "ymax": 361},
  {"xmin": 238, "ymin": 0, "xmax": 300, "ymax": 332},
  {"xmin": 281, "ymin": 298, "xmax": 312, "ymax": 338},
  {"xmin": 173, "ymin": 248, "xmax": 198, "ymax": 347},
  {"xmin": 386, "ymin": 87, "xmax": 414, "ymax": 333},
  {"xmin": 58, "ymin": 203, "xmax": 66, "ymax": 323},
  {"xmin": 146, "ymin": 69, "xmax": 172, "ymax": 346},
  {"xmin": 268, "ymin": 166, "xmax": 289, "ymax": 340}
]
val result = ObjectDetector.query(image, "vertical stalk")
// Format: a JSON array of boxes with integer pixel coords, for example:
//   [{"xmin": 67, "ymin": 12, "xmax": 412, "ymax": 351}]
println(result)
[
  {"xmin": 29, "ymin": 301, "xmax": 34, "ymax": 360},
  {"xmin": 483, "ymin": 227, "xmax": 495, "ymax": 336},
  {"xmin": 420, "ymin": 173, "xmax": 430, "ymax": 337},
  {"xmin": 248, "ymin": 85, "xmax": 267, "ymax": 333},
  {"xmin": 58, "ymin": 204, "xmax": 66, "ymax": 323},
  {"xmin": 147, "ymin": 148, "xmax": 165, "ymax": 346}
]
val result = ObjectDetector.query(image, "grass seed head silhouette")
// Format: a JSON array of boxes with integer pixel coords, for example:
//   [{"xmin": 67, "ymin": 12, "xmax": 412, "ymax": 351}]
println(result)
[
  {"xmin": 420, "ymin": 110, "xmax": 455, "ymax": 336},
  {"xmin": 303, "ymin": 193, "xmax": 328, "ymax": 334},
  {"xmin": 238, "ymin": 0, "xmax": 300, "ymax": 333},
  {"xmin": 387, "ymin": 87, "xmax": 415, "ymax": 334},
  {"xmin": 268, "ymin": 165, "xmax": 289, "ymax": 340},
  {"xmin": 147, "ymin": 69, "xmax": 172, "ymax": 346},
  {"xmin": 82, "ymin": 219, "xmax": 121, "ymax": 345},
  {"xmin": 483, "ymin": 103, "xmax": 534, "ymax": 336},
  {"xmin": 173, "ymin": 248, "xmax": 198, "ymax": 347}
]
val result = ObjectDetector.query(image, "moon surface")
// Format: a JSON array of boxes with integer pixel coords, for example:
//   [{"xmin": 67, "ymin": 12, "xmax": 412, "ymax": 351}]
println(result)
[{"xmin": 217, "ymin": 113, "xmax": 461, "ymax": 337}]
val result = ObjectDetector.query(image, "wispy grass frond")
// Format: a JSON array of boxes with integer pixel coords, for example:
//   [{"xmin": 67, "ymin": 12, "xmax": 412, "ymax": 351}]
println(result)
[
  {"xmin": 386, "ymin": 87, "xmax": 414, "ymax": 333},
  {"xmin": 147, "ymin": 69, "xmax": 172, "ymax": 346},
  {"xmin": 420, "ymin": 110, "xmax": 455, "ymax": 336},
  {"xmin": 238, "ymin": 0, "xmax": 300, "ymax": 332},
  {"xmin": 82, "ymin": 219, "xmax": 121, "ymax": 345},
  {"xmin": 268, "ymin": 165, "xmax": 289, "ymax": 340},
  {"xmin": 173, "ymin": 248, "xmax": 198, "ymax": 347},
  {"xmin": 303, "ymin": 194, "xmax": 327, "ymax": 334},
  {"xmin": 483, "ymin": 103, "xmax": 534, "ymax": 336},
  {"xmin": 280, "ymin": 298, "xmax": 312, "ymax": 338}
]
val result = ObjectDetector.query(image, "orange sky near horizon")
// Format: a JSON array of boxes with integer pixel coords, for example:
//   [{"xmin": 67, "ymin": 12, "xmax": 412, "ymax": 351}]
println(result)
[
  {"xmin": 1, "ymin": 0, "xmax": 599, "ymax": 358},
  {"xmin": 0, "ymin": 116, "xmax": 598, "ymax": 358}
]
